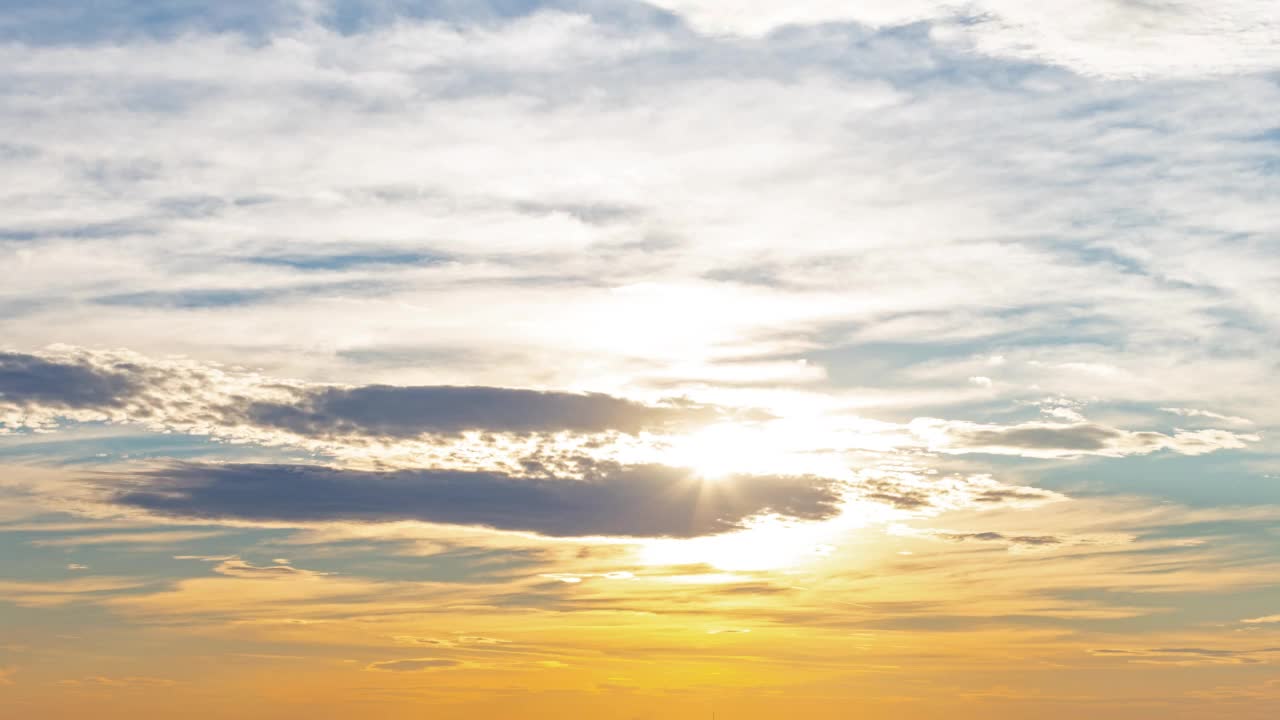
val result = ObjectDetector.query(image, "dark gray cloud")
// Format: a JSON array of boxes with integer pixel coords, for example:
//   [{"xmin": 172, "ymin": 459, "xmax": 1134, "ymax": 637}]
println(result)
[
  {"xmin": 924, "ymin": 419, "xmax": 1257, "ymax": 458},
  {"xmin": 971, "ymin": 488, "xmax": 1057, "ymax": 504},
  {"xmin": 109, "ymin": 462, "xmax": 845, "ymax": 538},
  {"xmin": 0, "ymin": 352, "xmax": 141, "ymax": 409},
  {"xmin": 948, "ymin": 424, "xmax": 1150, "ymax": 452},
  {"xmin": 0, "ymin": 351, "xmax": 719, "ymax": 437},
  {"xmin": 855, "ymin": 479, "xmax": 933, "ymax": 510},
  {"xmin": 242, "ymin": 385, "xmax": 717, "ymax": 437}
]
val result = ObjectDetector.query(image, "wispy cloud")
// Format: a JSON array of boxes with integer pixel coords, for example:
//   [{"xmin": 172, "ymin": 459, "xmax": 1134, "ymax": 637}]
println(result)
[
  {"xmin": 366, "ymin": 658, "xmax": 462, "ymax": 672},
  {"xmin": 0, "ymin": 577, "xmax": 149, "ymax": 608},
  {"xmin": 910, "ymin": 418, "xmax": 1259, "ymax": 458},
  {"xmin": 29, "ymin": 530, "xmax": 227, "ymax": 547},
  {"xmin": 1241, "ymin": 614, "xmax": 1280, "ymax": 625},
  {"xmin": 1090, "ymin": 646, "xmax": 1280, "ymax": 666},
  {"xmin": 648, "ymin": 0, "xmax": 1280, "ymax": 77}
]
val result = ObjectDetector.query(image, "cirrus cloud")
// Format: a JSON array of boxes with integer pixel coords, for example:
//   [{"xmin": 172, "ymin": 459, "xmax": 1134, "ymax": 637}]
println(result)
[
  {"xmin": 909, "ymin": 418, "xmax": 1259, "ymax": 459},
  {"xmin": 367, "ymin": 658, "xmax": 462, "ymax": 672},
  {"xmin": 647, "ymin": 0, "xmax": 1280, "ymax": 77}
]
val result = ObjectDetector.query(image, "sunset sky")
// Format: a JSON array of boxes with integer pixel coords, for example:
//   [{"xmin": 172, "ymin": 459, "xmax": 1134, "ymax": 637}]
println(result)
[{"xmin": 2, "ymin": 2, "xmax": 1280, "ymax": 718}]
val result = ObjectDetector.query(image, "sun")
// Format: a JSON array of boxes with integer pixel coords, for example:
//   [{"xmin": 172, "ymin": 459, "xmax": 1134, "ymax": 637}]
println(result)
[
  {"xmin": 638, "ymin": 515, "xmax": 839, "ymax": 571},
  {"xmin": 664, "ymin": 418, "xmax": 849, "ymax": 480},
  {"xmin": 671, "ymin": 423, "xmax": 759, "ymax": 479}
]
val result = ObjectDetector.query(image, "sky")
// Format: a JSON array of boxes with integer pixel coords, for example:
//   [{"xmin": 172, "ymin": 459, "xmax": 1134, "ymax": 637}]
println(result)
[{"xmin": 1, "ymin": 1, "xmax": 1279, "ymax": 718}]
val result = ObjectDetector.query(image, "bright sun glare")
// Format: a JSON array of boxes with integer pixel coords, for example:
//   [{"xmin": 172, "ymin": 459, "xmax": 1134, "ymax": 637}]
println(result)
[
  {"xmin": 638, "ymin": 516, "xmax": 840, "ymax": 572},
  {"xmin": 670, "ymin": 423, "xmax": 763, "ymax": 479},
  {"xmin": 664, "ymin": 418, "xmax": 860, "ymax": 481}
]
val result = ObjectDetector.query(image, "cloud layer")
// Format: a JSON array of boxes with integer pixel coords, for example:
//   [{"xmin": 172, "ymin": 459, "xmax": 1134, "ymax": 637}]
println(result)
[
  {"xmin": 110, "ymin": 461, "xmax": 846, "ymax": 537},
  {"xmin": 648, "ymin": 0, "xmax": 1280, "ymax": 76},
  {"xmin": 912, "ymin": 418, "xmax": 1260, "ymax": 458},
  {"xmin": 0, "ymin": 349, "xmax": 718, "ymax": 440},
  {"xmin": 243, "ymin": 384, "xmax": 716, "ymax": 437}
]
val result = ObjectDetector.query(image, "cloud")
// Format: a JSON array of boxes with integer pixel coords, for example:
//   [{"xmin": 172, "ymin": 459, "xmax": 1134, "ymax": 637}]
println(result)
[
  {"xmin": 646, "ymin": 0, "xmax": 1280, "ymax": 77},
  {"xmin": 0, "ymin": 351, "xmax": 142, "ymax": 409},
  {"xmin": 100, "ymin": 565, "xmax": 401, "ymax": 621},
  {"xmin": 242, "ymin": 384, "xmax": 717, "ymax": 437},
  {"xmin": 29, "ymin": 530, "xmax": 227, "ymax": 547},
  {"xmin": 367, "ymin": 658, "xmax": 462, "ymax": 672},
  {"xmin": 1090, "ymin": 646, "xmax": 1280, "ymax": 665},
  {"xmin": 108, "ymin": 461, "xmax": 846, "ymax": 538},
  {"xmin": 2, "ymin": 5, "xmax": 1279, "ymax": 713},
  {"xmin": 0, "ymin": 348, "xmax": 721, "ymax": 440},
  {"xmin": 0, "ymin": 577, "xmax": 148, "ymax": 608},
  {"xmin": 1242, "ymin": 614, "xmax": 1280, "ymax": 625},
  {"xmin": 2, "ymin": 8, "xmax": 1279, "ymax": 428},
  {"xmin": 59, "ymin": 675, "xmax": 177, "ymax": 688},
  {"xmin": 392, "ymin": 636, "xmax": 455, "ymax": 646},
  {"xmin": 911, "ymin": 419, "xmax": 1259, "ymax": 458},
  {"xmin": 0, "ymin": 0, "xmax": 305, "ymax": 45},
  {"xmin": 933, "ymin": 531, "xmax": 1064, "ymax": 548},
  {"xmin": 1160, "ymin": 407, "xmax": 1255, "ymax": 426},
  {"xmin": 211, "ymin": 558, "xmax": 328, "ymax": 579},
  {"xmin": 390, "ymin": 635, "xmax": 517, "ymax": 651},
  {"xmin": 541, "ymin": 571, "xmax": 635, "ymax": 583},
  {"xmin": 1186, "ymin": 677, "xmax": 1280, "ymax": 702},
  {"xmin": 851, "ymin": 471, "xmax": 1066, "ymax": 514}
]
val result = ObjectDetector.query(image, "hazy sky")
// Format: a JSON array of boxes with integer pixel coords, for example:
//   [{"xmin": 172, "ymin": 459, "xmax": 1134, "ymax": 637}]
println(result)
[{"xmin": 2, "ymin": 2, "xmax": 1279, "ymax": 718}]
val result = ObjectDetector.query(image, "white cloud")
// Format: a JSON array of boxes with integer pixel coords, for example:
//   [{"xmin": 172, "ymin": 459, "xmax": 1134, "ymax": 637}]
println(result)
[
  {"xmin": 366, "ymin": 658, "xmax": 462, "ymax": 672},
  {"xmin": 1161, "ymin": 407, "xmax": 1255, "ymax": 426},
  {"xmin": 212, "ymin": 558, "xmax": 330, "ymax": 579},
  {"xmin": 0, "ymin": 578, "xmax": 149, "ymax": 608},
  {"xmin": 648, "ymin": 0, "xmax": 1280, "ymax": 77},
  {"xmin": 1241, "ymin": 613, "xmax": 1280, "ymax": 624},
  {"xmin": 0, "ymin": 10, "xmax": 1277, "ymax": 429},
  {"xmin": 949, "ymin": 0, "xmax": 1280, "ymax": 78},
  {"xmin": 58, "ymin": 675, "xmax": 177, "ymax": 688}
]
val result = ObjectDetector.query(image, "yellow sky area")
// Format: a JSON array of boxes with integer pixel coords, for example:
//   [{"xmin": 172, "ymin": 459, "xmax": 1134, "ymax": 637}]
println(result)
[
  {"xmin": 5, "ymin": 627, "xmax": 1280, "ymax": 720},
  {"xmin": 5, "ymin": 499, "xmax": 1280, "ymax": 719}
]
